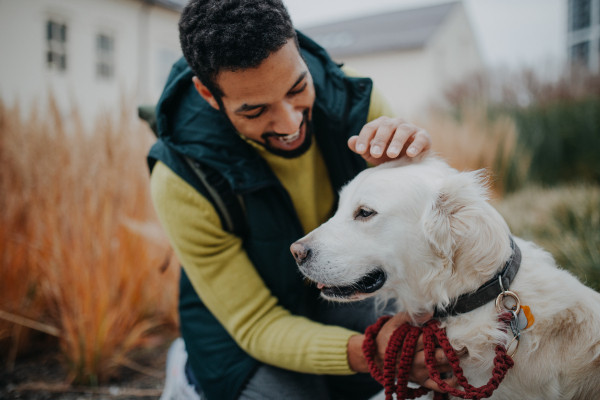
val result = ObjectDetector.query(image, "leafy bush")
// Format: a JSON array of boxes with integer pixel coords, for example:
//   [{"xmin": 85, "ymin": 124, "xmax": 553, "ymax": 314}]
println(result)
[
  {"xmin": 440, "ymin": 68, "xmax": 600, "ymax": 193},
  {"xmin": 511, "ymin": 97, "xmax": 600, "ymax": 187}
]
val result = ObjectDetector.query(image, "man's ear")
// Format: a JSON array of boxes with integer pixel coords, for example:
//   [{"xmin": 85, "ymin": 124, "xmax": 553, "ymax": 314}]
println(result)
[
  {"xmin": 421, "ymin": 170, "xmax": 489, "ymax": 263},
  {"xmin": 192, "ymin": 76, "xmax": 220, "ymax": 110}
]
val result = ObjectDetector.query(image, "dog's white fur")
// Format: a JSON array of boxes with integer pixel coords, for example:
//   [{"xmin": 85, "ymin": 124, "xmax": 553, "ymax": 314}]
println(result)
[{"xmin": 296, "ymin": 154, "xmax": 600, "ymax": 399}]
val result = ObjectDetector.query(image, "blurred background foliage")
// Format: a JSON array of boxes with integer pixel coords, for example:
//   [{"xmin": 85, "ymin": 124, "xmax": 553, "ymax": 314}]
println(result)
[
  {"xmin": 424, "ymin": 66, "xmax": 600, "ymax": 291},
  {"xmin": 1, "ymin": 67, "xmax": 599, "ymax": 385}
]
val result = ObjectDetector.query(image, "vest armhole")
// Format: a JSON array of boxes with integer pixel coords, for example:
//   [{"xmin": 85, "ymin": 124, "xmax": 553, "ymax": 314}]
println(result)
[{"xmin": 184, "ymin": 156, "xmax": 248, "ymax": 237}]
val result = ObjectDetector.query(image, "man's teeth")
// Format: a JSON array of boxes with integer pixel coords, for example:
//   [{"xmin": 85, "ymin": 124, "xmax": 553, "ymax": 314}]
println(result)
[{"xmin": 277, "ymin": 130, "xmax": 300, "ymax": 143}]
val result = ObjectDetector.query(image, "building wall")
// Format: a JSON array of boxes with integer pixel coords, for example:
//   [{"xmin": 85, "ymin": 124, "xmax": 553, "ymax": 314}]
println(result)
[
  {"xmin": 330, "ymin": 3, "xmax": 483, "ymax": 118},
  {"xmin": 0, "ymin": 0, "xmax": 181, "ymax": 128},
  {"xmin": 428, "ymin": 2, "xmax": 483, "ymax": 99},
  {"xmin": 340, "ymin": 49, "xmax": 435, "ymax": 118},
  {"xmin": 567, "ymin": 0, "xmax": 600, "ymax": 72}
]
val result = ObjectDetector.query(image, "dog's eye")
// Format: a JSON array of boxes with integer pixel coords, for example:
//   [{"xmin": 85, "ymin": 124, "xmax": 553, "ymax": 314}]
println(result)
[{"xmin": 355, "ymin": 207, "xmax": 376, "ymax": 220}]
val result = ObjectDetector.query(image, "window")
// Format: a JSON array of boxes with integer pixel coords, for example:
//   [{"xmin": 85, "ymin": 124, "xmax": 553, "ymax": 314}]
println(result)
[
  {"xmin": 569, "ymin": 0, "xmax": 591, "ymax": 31},
  {"xmin": 571, "ymin": 41, "xmax": 590, "ymax": 66},
  {"xmin": 96, "ymin": 34, "xmax": 115, "ymax": 79},
  {"xmin": 47, "ymin": 20, "xmax": 67, "ymax": 71}
]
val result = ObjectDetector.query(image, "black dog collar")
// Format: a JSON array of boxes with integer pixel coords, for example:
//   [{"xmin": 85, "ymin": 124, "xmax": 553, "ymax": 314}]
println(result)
[{"xmin": 433, "ymin": 237, "xmax": 521, "ymax": 319}]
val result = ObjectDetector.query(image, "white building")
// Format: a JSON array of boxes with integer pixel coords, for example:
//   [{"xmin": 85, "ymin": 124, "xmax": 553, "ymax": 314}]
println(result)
[
  {"xmin": 567, "ymin": 0, "xmax": 600, "ymax": 72},
  {"xmin": 0, "ymin": 0, "xmax": 186, "ymax": 128},
  {"xmin": 302, "ymin": 1, "xmax": 483, "ymax": 118}
]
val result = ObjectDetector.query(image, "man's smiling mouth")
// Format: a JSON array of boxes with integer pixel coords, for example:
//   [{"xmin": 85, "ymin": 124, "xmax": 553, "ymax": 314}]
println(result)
[
  {"xmin": 255, "ymin": 109, "xmax": 313, "ymax": 159},
  {"xmin": 277, "ymin": 129, "xmax": 300, "ymax": 144}
]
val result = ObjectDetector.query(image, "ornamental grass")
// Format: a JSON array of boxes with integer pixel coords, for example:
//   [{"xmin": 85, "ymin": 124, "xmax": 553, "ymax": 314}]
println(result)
[
  {"xmin": 420, "ymin": 104, "xmax": 519, "ymax": 198},
  {"xmin": 0, "ymin": 98, "xmax": 178, "ymax": 384},
  {"xmin": 495, "ymin": 184, "xmax": 600, "ymax": 291}
]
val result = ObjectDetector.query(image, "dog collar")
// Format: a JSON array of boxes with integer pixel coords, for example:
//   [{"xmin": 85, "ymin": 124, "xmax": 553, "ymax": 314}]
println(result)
[{"xmin": 433, "ymin": 237, "xmax": 521, "ymax": 319}]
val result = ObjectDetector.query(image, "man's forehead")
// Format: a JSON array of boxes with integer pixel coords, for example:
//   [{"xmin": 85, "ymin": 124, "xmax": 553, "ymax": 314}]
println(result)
[{"xmin": 216, "ymin": 41, "xmax": 307, "ymax": 101}]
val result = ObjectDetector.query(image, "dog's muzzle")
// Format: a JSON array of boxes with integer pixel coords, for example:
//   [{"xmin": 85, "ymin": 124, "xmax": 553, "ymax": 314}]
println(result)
[{"xmin": 320, "ymin": 269, "xmax": 387, "ymax": 298}]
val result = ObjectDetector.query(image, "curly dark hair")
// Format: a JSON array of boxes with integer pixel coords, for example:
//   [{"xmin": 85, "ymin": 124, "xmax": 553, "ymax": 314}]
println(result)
[{"xmin": 179, "ymin": 0, "xmax": 297, "ymax": 98}]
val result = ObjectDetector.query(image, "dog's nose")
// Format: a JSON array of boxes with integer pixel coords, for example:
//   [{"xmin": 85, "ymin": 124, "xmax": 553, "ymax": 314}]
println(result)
[{"xmin": 291, "ymin": 242, "xmax": 311, "ymax": 264}]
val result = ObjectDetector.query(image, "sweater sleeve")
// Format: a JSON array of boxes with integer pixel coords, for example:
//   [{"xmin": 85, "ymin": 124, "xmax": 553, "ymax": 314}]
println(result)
[{"xmin": 150, "ymin": 161, "xmax": 357, "ymax": 374}]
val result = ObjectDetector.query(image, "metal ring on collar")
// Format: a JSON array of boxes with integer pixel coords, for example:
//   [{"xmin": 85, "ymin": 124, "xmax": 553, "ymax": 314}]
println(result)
[{"xmin": 495, "ymin": 290, "xmax": 521, "ymax": 315}]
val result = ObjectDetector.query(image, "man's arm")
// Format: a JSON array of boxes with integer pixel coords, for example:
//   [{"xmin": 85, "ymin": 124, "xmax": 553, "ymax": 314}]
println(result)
[{"xmin": 151, "ymin": 161, "xmax": 358, "ymax": 374}]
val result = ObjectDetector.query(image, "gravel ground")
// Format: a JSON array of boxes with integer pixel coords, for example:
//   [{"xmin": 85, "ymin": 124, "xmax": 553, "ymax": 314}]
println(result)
[
  {"xmin": 0, "ymin": 341, "xmax": 392, "ymax": 400},
  {"xmin": 0, "ymin": 342, "xmax": 171, "ymax": 400}
]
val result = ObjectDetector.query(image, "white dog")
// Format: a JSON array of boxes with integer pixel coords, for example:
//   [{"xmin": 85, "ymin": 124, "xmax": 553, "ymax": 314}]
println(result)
[{"xmin": 291, "ymin": 154, "xmax": 600, "ymax": 399}]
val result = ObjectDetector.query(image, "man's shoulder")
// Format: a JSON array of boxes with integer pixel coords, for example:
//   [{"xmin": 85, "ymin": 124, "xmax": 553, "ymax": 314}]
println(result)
[
  {"xmin": 151, "ymin": 161, "xmax": 212, "ymax": 213},
  {"xmin": 339, "ymin": 65, "xmax": 363, "ymax": 78}
]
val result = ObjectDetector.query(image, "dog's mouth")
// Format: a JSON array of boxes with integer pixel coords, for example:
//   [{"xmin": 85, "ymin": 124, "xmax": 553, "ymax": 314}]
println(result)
[{"xmin": 317, "ymin": 269, "xmax": 387, "ymax": 298}]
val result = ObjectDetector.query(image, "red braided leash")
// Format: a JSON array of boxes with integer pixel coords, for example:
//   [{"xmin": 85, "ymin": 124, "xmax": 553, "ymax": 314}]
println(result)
[{"xmin": 363, "ymin": 314, "xmax": 515, "ymax": 400}]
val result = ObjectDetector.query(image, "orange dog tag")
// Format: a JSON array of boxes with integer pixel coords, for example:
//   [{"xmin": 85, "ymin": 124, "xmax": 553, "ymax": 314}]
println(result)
[{"xmin": 522, "ymin": 305, "xmax": 535, "ymax": 329}]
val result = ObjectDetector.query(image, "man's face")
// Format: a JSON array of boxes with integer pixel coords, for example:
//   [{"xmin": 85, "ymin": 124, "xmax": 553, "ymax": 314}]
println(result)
[{"xmin": 196, "ymin": 40, "xmax": 316, "ymax": 156}]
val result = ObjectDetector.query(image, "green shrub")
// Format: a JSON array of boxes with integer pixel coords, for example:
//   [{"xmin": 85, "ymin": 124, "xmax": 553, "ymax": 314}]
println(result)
[{"xmin": 510, "ymin": 98, "xmax": 600, "ymax": 187}]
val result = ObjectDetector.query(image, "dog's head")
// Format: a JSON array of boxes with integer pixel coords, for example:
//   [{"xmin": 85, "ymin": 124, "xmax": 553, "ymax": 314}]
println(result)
[{"xmin": 291, "ymin": 154, "xmax": 512, "ymax": 316}]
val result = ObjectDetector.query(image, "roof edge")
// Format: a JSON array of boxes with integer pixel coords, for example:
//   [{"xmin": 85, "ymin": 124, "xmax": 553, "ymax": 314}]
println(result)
[
  {"xmin": 298, "ymin": 0, "xmax": 460, "ymax": 31},
  {"xmin": 139, "ymin": 0, "xmax": 185, "ymax": 12}
]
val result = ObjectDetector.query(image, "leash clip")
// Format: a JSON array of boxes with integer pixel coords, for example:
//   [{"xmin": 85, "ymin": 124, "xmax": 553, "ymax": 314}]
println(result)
[
  {"xmin": 507, "ymin": 309, "xmax": 521, "ymax": 358},
  {"xmin": 496, "ymin": 287, "xmax": 522, "ymax": 359}
]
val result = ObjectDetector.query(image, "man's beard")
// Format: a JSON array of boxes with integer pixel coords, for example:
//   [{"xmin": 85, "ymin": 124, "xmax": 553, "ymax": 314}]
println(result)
[
  {"xmin": 255, "ymin": 109, "xmax": 314, "ymax": 159},
  {"xmin": 218, "ymin": 99, "xmax": 314, "ymax": 159}
]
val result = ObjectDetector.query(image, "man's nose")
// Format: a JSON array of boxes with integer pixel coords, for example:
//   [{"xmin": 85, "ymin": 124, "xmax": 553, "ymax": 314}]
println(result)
[
  {"xmin": 290, "ymin": 241, "xmax": 311, "ymax": 264},
  {"xmin": 272, "ymin": 102, "xmax": 303, "ymax": 134}
]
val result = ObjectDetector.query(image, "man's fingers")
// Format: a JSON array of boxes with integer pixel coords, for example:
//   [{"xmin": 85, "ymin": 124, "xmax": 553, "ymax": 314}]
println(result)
[
  {"xmin": 434, "ymin": 348, "xmax": 449, "ymax": 366},
  {"xmin": 369, "ymin": 118, "xmax": 400, "ymax": 158},
  {"xmin": 405, "ymin": 129, "xmax": 431, "ymax": 157},
  {"xmin": 348, "ymin": 136, "xmax": 384, "ymax": 164},
  {"xmin": 436, "ymin": 364, "xmax": 453, "ymax": 374},
  {"xmin": 410, "ymin": 348, "xmax": 450, "ymax": 385},
  {"xmin": 421, "ymin": 376, "xmax": 459, "ymax": 393},
  {"xmin": 412, "ymin": 348, "xmax": 448, "ymax": 368},
  {"xmin": 354, "ymin": 117, "xmax": 389, "ymax": 155},
  {"xmin": 415, "ymin": 334, "xmax": 424, "ymax": 353},
  {"xmin": 386, "ymin": 123, "xmax": 418, "ymax": 158},
  {"xmin": 412, "ymin": 350, "xmax": 425, "ymax": 368},
  {"xmin": 348, "ymin": 136, "xmax": 359, "ymax": 153}
]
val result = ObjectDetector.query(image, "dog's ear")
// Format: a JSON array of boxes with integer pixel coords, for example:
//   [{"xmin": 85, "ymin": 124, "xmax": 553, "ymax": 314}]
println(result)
[{"xmin": 421, "ymin": 169, "xmax": 490, "ymax": 262}]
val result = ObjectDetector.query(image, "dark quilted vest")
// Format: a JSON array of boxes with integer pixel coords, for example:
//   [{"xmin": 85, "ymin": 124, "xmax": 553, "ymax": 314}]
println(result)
[{"xmin": 148, "ymin": 32, "xmax": 372, "ymax": 400}]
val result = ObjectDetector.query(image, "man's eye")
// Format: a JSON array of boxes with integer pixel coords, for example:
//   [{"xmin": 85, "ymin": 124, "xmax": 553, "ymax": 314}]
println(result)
[
  {"xmin": 244, "ymin": 109, "xmax": 264, "ymax": 120},
  {"xmin": 288, "ymin": 82, "xmax": 307, "ymax": 96},
  {"xmin": 355, "ymin": 207, "xmax": 376, "ymax": 220}
]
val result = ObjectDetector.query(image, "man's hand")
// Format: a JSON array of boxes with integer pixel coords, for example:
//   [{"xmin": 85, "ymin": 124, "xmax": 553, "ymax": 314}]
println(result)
[
  {"xmin": 348, "ymin": 117, "xmax": 432, "ymax": 166},
  {"xmin": 347, "ymin": 313, "xmax": 458, "ymax": 393}
]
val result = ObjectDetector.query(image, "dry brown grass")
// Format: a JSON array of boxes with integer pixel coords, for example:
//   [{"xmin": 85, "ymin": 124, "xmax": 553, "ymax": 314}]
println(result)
[
  {"xmin": 0, "ymin": 98, "xmax": 178, "ymax": 384},
  {"xmin": 494, "ymin": 184, "xmax": 600, "ymax": 290},
  {"xmin": 419, "ymin": 105, "xmax": 521, "ymax": 197}
]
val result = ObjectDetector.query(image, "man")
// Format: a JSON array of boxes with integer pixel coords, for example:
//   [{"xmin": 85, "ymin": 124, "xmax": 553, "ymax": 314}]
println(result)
[{"xmin": 149, "ymin": 1, "xmax": 455, "ymax": 399}]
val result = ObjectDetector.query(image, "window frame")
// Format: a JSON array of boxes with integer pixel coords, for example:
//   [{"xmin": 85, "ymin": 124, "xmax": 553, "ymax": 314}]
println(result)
[
  {"xmin": 46, "ymin": 19, "xmax": 68, "ymax": 72},
  {"xmin": 96, "ymin": 32, "xmax": 116, "ymax": 80}
]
